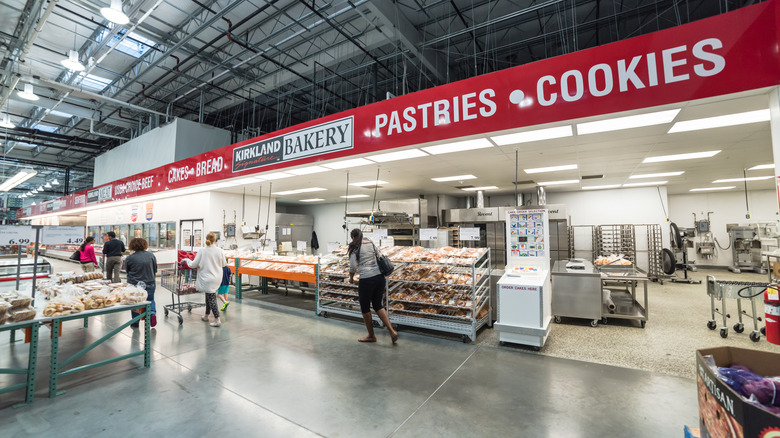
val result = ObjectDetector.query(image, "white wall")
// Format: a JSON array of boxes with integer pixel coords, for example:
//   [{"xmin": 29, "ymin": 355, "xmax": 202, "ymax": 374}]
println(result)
[
  {"xmin": 285, "ymin": 200, "xmax": 375, "ymax": 255},
  {"xmin": 93, "ymin": 119, "xmax": 230, "ymax": 186},
  {"xmin": 86, "ymin": 192, "xmax": 211, "ymax": 226},
  {"xmin": 668, "ymin": 189, "xmax": 779, "ymax": 267}
]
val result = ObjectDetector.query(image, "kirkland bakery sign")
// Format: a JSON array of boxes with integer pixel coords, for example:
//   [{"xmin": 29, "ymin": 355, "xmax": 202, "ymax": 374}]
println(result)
[{"xmin": 232, "ymin": 117, "xmax": 353, "ymax": 172}]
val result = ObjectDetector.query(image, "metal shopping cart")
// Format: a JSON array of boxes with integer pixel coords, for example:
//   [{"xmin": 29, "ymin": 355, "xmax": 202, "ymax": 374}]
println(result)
[
  {"xmin": 705, "ymin": 275, "xmax": 767, "ymax": 342},
  {"xmin": 160, "ymin": 267, "xmax": 204, "ymax": 325}
]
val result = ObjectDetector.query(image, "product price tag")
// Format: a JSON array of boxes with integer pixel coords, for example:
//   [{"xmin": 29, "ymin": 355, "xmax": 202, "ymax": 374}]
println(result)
[
  {"xmin": 0, "ymin": 225, "xmax": 33, "ymax": 246},
  {"xmin": 373, "ymin": 229, "xmax": 388, "ymax": 238},
  {"xmin": 297, "ymin": 240, "xmax": 307, "ymax": 252},
  {"xmin": 419, "ymin": 228, "xmax": 438, "ymax": 241},
  {"xmin": 460, "ymin": 227, "xmax": 480, "ymax": 241},
  {"xmin": 41, "ymin": 226, "xmax": 84, "ymax": 245},
  {"xmin": 327, "ymin": 242, "xmax": 340, "ymax": 253}
]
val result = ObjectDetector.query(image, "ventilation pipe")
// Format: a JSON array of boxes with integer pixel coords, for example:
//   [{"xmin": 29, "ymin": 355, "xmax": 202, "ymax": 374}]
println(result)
[
  {"xmin": 90, "ymin": 119, "xmax": 129, "ymax": 141},
  {"xmin": 537, "ymin": 186, "xmax": 547, "ymax": 205},
  {"xmin": 476, "ymin": 191, "xmax": 485, "ymax": 208}
]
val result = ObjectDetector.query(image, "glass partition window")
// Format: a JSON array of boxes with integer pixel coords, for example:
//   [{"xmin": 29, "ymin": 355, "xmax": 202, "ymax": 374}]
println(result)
[
  {"xmin": 159, "ymin": 222, "xmax": 176, "ymax": 249},
  {"xmin": 116, "ymin": 225, "xmax": 129, "ymax": 246},
  {"xmin": 143, "ymin": 223, "xmax": 158, "ymax": 247},
  {"xmin": 131, "ymin": 224, "xmax": 143, "ymax": 239},
  {"xmin": 87, "ymin": 222, "xmax": 176, "ymax": 249}
]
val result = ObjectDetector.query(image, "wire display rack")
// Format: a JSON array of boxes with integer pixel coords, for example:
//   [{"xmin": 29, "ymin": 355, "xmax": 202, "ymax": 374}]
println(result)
[
  {"xmin": 596, "ymin": 225, "xmax": 636, "ymax": 263},
  {"xmin": 160, "ymin": 267, "xmax": 204, "ymax": 325}
]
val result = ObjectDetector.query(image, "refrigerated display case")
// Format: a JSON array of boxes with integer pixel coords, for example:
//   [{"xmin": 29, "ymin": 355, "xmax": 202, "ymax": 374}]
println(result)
[{"xmin": 0, "ymin": 257, "xmax": 51, "ymax": 281}]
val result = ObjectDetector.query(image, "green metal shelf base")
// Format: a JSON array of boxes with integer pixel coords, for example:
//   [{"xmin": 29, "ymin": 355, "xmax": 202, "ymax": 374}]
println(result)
[{"xmin": 0, "ymin": 321, "xmax": 39, "ymax": 408}]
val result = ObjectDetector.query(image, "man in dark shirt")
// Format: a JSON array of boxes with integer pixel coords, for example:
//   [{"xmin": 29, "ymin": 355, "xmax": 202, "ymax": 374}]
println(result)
[{"xmin": 103, "ymin": 231, "xmax": 125, "ymax": 283}]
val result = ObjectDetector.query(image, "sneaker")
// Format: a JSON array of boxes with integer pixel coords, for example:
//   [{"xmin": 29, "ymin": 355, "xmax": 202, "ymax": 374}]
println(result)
[
  {"xmin": 150, "ymin": 314, "xmax": 157, "ymax": 328},
  {"xmin": 221, "ymin": 301, "xmax": 230, "ymax": 312},
  {"xmin": 210, "ymin": 321, "xmax": 221, "ymax": 327},
  {"xmin": 201, "ymin": 316, "xmax": 209, "ymax": 322},
  {"xmin": 130, "ymin": 322, "xmax": 139, "ymax": 328}
]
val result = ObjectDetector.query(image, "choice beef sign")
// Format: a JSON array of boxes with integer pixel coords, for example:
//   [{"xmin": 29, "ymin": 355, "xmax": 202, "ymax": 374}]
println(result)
[{"xmin": 24, "ymin": 0, "xmax": 780, "ymax": 217}]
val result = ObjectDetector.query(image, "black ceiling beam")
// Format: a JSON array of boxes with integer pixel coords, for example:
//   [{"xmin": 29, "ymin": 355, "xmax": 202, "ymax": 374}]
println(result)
[{"xmin": 0, "ymin": 156, "xmax": 93, "ymax": 173}]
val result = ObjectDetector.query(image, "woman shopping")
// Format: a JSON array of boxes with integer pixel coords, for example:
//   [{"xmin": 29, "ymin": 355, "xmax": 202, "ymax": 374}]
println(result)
[
  {"xmin": 348, "ymin": 228, "xmax": 398, "ymax": 344},
  {"xmin": 78, "ymin": 236, "xmax": 99, "ymax": 272},
  {"xmin": 125, "ymin": 237, "xmax": 158, "ymax": 328},
  {"xmin": 183, "ymin": 232, "xmax": 225, "ymax": 327}
]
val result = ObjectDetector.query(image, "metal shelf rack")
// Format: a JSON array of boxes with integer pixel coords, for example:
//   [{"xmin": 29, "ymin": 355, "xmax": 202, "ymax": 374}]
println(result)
[{"xmin": 596, "ymin": 225, "xmax": 636, "ymax": 263}]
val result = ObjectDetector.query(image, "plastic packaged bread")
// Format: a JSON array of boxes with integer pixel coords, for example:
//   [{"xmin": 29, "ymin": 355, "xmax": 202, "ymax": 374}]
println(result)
[
  {"xmin": 9, "ymin": 306, "xmax": 36, "ymax": 322},
  {"xmin": 0, "ymin": 300, "xmax": 9, "ymax": 318},
  {"xmin": 43, "ymin": 297, "xmax": 85, "ymax": 317},
  {"xmin": 81, "ymin": 288, "xmax": 114, "ymax": 310},
  {"xmin": 0, "ymin": 290, "xmax": 32, "ymax": 308}
]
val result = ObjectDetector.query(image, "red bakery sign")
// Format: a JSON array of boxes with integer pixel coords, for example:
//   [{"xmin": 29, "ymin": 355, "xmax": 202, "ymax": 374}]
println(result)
[{"xmin": 25, "ymin": 0, "xmax": 780, "ymax": 217}]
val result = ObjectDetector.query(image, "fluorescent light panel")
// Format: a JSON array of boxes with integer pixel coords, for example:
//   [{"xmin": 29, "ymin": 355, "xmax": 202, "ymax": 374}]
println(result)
[
  {"xmin": 577, "ymin": 109, "xmax": 680, "ymax": 135},
  {"xmin": 524, "ymin": 164, "xmax": 577, "ymax": 174},
  {"xmin": 490, "ymin": 126, "xmax": 573, "ymax": 145},
  {"xmin": 322, "ymin": 158, "xmax": 374, "ymax": 169},
  {"xmin": 0, "ymin": 169, "xmax": 37, "ymax": 191},
  {"xmin": 299, "ymin": 198, "xmax": 325, "ymax": 202},
  {"xmin": 286, "ymin": 166, "xmax": 330, "ymax": 175},
  {"xmin": 462, "ymin": 186, "xmax": 499, "ymax": 191},
  {"xmin": 748, "ymin": 164, "xmax": 774, "ymax": 171},
  {"xmin": 259, "ymin": 172, "xmax": 294, "ymax": 180},
  {"xmin": 643, "ymin": 150, "xmax": 720, "ymax": 163},
  {"xmin": 537, "ymin": 180, "xmax": 579, "ymax": 186},
  {"xmin": 690, "ymin": 186, "xmax": 736, "ymax": 192},
  {"xmin": 350, "ymin": 180, "xmax": 388, "ymax": 187},
  {"xmin": 668, "ymin": 109, "xmax": 770, "ymax": 133},
  {"xmin": 431, "ymin": 174, "xmax": 477, "ymax": 182},
  {"xmin": 622, "ymin": 181, "xmax": 667, "ymax": 187},
  {"xmin": 582, "ymin": 185, "xmax": 621, "ymax": 190},
  {"xmin": 628, "ymin": 171, "xmax": 684, "ymax": 179},
  {"xmin": 421, "ymin": 138, "xmax": 493, "ymax": 155},
  {"xmin": 272, "ymin": 187, "xmax": 327, "ymax": 196},
  {"xmin": 340, "ymin": 194, "xmax": 370, "ymax": 199},
  {"xmin": 712, "ymin": 176, "xmax": 773, "ymax": 183},
  {"xmin": 367, "ymin": 149, "xmax": 428, "ymax": 162}
]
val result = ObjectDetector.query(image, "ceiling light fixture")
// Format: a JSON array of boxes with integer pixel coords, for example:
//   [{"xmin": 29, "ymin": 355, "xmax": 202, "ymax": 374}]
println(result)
[
  {"xmin": 0, "ymin": 169, "xmax": 37, "ymax": 191},
  {"xmin": 0, "ymin": 113, "xmax": 14, "ymax": 129},
  {"xmin": 286, "ymin": 166, "xmax": 331, "ymax": 175},
  {"xmin": 421, "ymin": 138, "xmax": 493, "ymax": 155},
  {"xmin": 690, "ymin": 186, "xmax": 736, "ymax": 192},
  {"xmin": 350, "ymin": 180, "xmax": 388, "ymax": 187},
  {"xmin": 299, "ymin": 198, "xmax": 325, "ymax": 202},
  {"xmin": 432, "ymin": 174, "xmax": 477, "ymax": 182},
  {"xmin": 582, "ymin": 185, "xmax": 622, "ymax": 190},
  {"xmin": 490, "ymin": 126, "xmax": 573, "ymax": 145},
  {"xmin": 340, "ymin": 194, "xmax": 370, "ymax": 199},
  {"xmin": 461, "ymin": 186, "xmax": 499, "ymax": 191},
  {"xmin": 628, "ymin": 171, "xmax": 684, "ymax": 179},
  {"xmin": 748, "ymin": 164, "xmax": 775, "ymax": 171},
  {"xmin": 577, "ymin": 109, "xmax": 680, "ymax": 135},
  {"xmin": 37, "ymin": 186, "xmax": 44, "ymax": 192},
  {"xmin": 622, "ymin": 181, "xmax": 668, "ymax": 187},
  {"xmin": 524, "ymin": 164, "xmax": 578, "ymax": 174},
  {"xmin": 51, "ymin": 179, "xmax": 59, "ymax": 185},
  {"xmin": 642, "ymin": 150, "xmax": 720, "ymax": 163},
  {"xmin": 31, "ymin": 189, "xmax": 38, "ymax": 194},
  {"xmin": 44, "ymin": 182, "xmax": 52, "ymax": 188},
  {"xmin": 537, "ymin": 180, "xmax": 580, "ymax": 186},
  {"xmin": 322, "ymin": 158, "xmax": 374, "ymax": 170},
  {"xmin": 17, "ymin": 84, "xmax": 39, "ymax": 101},
  {"xmin": 101, "ymin": 0, "xmax": 130, "ymax": 25},
  {"xmin": 60, "ymin": 50, "xmax": 86, "ymax": 71},
  {"xmin": 367, "ymin": 149, "xmax": 428, "ymax": 162},
  {"xmin": 272, "ymin": 187, "xmax": 327, "ymax": 196},
  {"xmin": 668, "ymin": 109, "xmax": 770, "ymax": 133},
  {"xmin": 258, "ymin": 172, "xmax": 293, "ymax": 180},
  {"xmin": 712, "ymin": 176, "xmax": 774, "ymax": 183}
]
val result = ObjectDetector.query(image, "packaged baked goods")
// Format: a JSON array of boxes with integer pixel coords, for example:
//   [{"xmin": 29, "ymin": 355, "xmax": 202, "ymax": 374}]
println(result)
[
  {"xmin": 0, "ymin": 300, "xmax": 10, "ymax": 319},
  {"xmin": 0, "ymin": 290, "xmax": 32, "ymax": 308},
  {"xmin": 81, "ymin": 288, "xmax": 114, "ymax": 310},
  {"xmin": 43, "ymin": 296, "xmax": 85, "ymax": 317},
  {"xmin": 110, "ymin": 285, "xmax": 148, "ymax": 305},
  {"xmin": 9, "ymin": 306, "xmax": 36, "ymax": 322}
]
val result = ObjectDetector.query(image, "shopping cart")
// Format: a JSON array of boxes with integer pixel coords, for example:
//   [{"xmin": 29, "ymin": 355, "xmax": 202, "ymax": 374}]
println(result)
[
  {"xmin": 705, "ymin": 275, "xmax": 767, "ymax": 342},
  {"xmin": 160, "ymin": 267, "xmax": 204, "ymax": 325}
]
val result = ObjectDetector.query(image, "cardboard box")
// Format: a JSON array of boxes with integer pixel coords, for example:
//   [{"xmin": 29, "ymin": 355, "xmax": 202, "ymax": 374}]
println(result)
[
  {"xmin": 696, "ymin": 347, "xmax": 780, "ymax": 438},
  {"xmin": 772, "ymin": 262, "xmax": 780, "ymax": 280}
]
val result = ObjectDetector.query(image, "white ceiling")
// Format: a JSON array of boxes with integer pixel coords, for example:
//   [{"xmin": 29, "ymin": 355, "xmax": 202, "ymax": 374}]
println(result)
[{"xmin": 205, "ymin": 87, "xmax": 776, "ymax": 204}]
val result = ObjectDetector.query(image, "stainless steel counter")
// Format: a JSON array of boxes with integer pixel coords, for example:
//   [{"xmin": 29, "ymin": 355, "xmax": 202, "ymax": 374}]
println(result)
[{"xmin": 551, "ymin": 260, "xmax": 603, "ymax": 326}]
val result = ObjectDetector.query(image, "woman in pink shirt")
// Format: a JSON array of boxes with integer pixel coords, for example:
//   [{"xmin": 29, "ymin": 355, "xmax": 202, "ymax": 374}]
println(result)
[{"xmin": 79, "ymin": 236, "xmax": 99, "ymax": 272}]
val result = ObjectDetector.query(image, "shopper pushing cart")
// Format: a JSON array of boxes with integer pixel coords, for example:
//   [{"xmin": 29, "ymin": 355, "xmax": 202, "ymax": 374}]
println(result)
[{"xmin": 182, "ymin": 232, "xmax": 226, "ymax": 327}]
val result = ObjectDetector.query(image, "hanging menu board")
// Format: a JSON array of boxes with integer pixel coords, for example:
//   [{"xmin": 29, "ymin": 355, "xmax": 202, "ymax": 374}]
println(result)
[{"xmin": 506, "ymin": 209, "xmax": 549, "ymax": 264}]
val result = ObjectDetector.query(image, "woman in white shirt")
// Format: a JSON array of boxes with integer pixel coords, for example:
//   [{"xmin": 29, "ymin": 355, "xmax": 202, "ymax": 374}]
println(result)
[{"xmin": 184, "ymin": 232, "xmax": 226, "ymax": 327}]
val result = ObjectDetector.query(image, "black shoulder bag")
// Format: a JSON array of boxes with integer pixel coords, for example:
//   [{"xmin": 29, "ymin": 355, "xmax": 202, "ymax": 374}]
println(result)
[{"xmin": 370, "ymin": 241, "xmax": 394, "ymax": 276}]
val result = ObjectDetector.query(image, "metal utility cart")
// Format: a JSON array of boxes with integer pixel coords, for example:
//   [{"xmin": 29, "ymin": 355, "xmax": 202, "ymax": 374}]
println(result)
[
  {"xmin": 551, "ymin": 259, "xmax": 603, "ymax": 327},
  {"xmin": 160, "ymin": 267, "xmax": 203, "ymax": 324},
  {"xmin": 705, "ymin": 275, "xmax": 766, "ymax": 341},
  {"xmin": 598, "ymin": 265, "xmax": 649, "ymax": 328}
]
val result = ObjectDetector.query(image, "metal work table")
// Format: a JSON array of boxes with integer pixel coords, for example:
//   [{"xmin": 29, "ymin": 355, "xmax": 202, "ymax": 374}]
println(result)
[
  {"xmin": 599, "ymin": 266, "xmax": 649, "ymax": 328},
  {"xmin": 1, "ymin": 302, "xmax": 151, "ymax": 407},
  {"xmin": 551, "ymin": 260, "xmax": 603, "ymax": 327}
]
